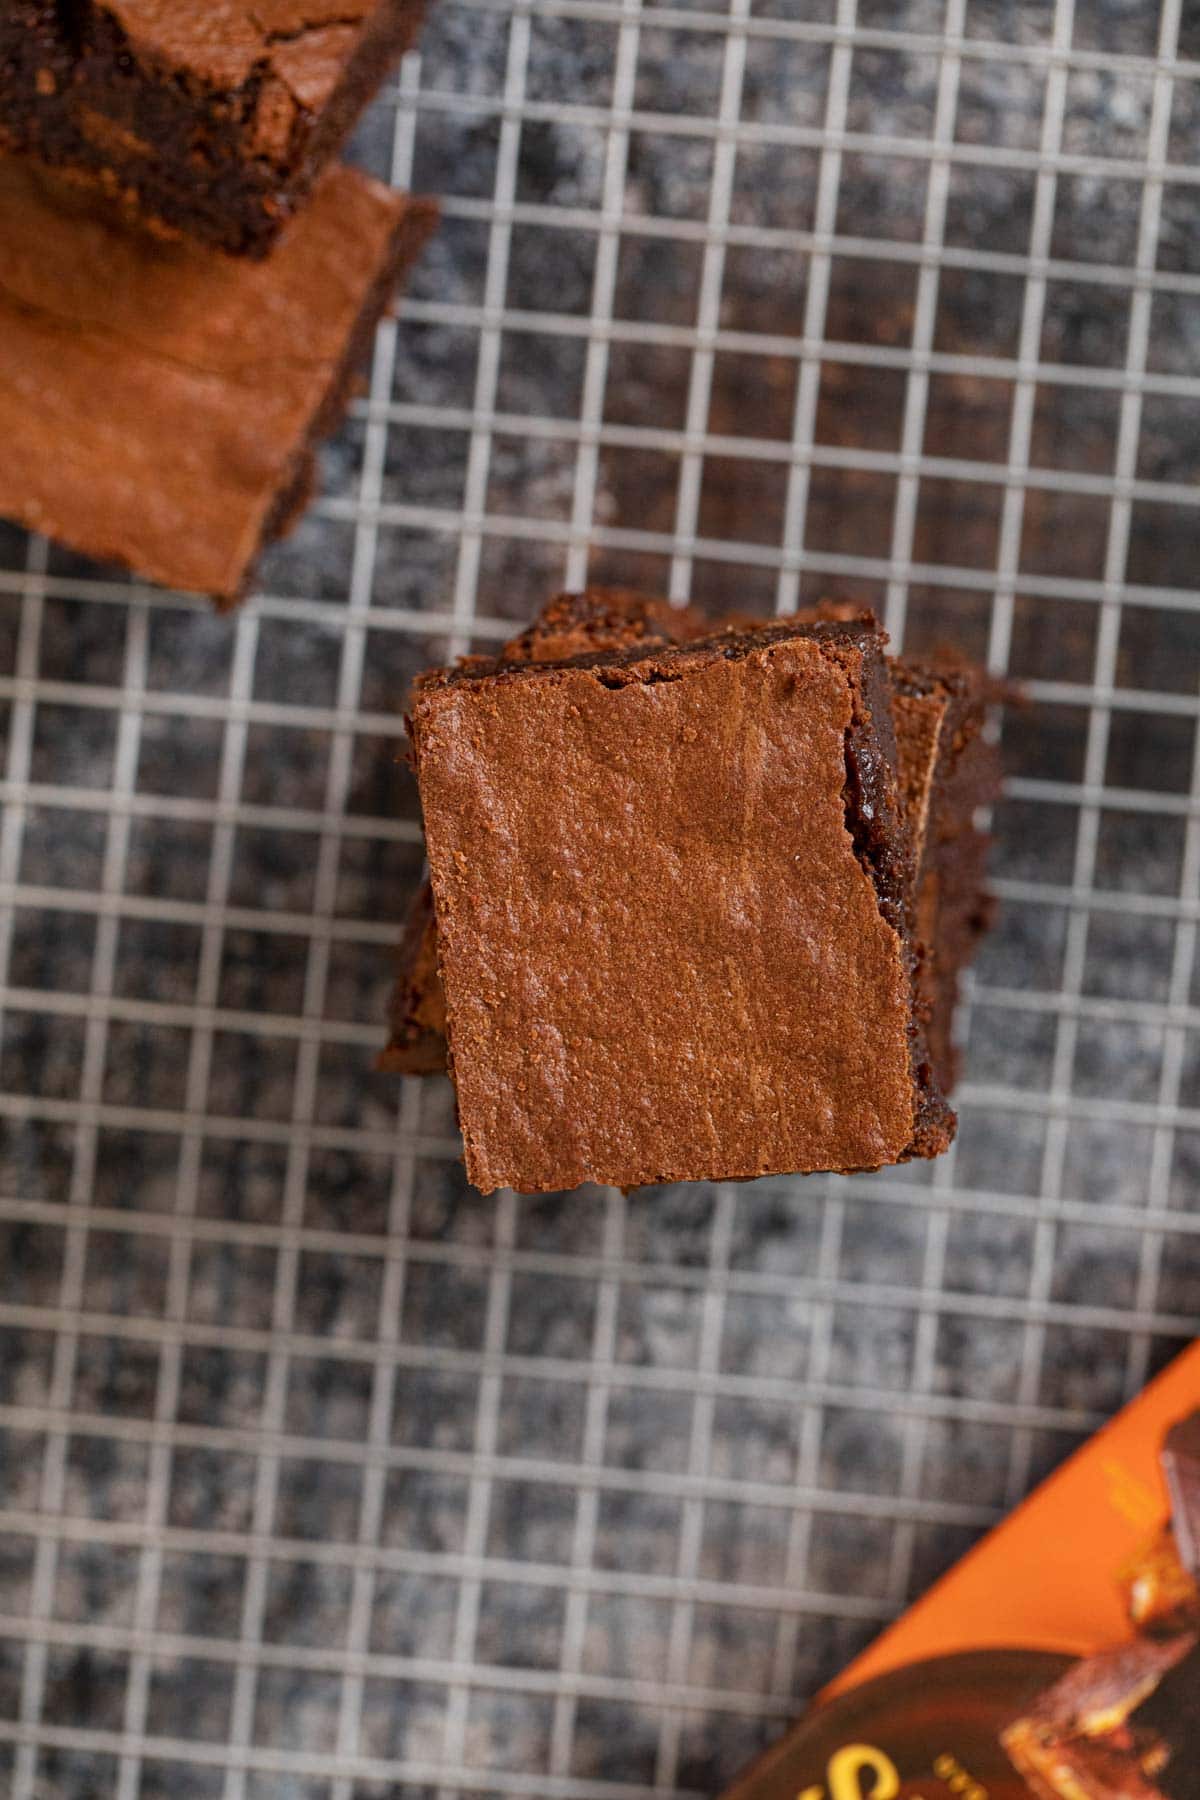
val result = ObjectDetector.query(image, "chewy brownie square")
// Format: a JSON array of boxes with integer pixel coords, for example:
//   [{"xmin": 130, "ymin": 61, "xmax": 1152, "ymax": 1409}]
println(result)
[
  {"xmin": 0, "ymin": 157, "xmax": 436, "ymax": 604},
  {"xmin": 408, "ymin": 613, "xmax": 954, "ymax": 1193},
  {"xmin": 0, "ymin": 0, "xmax": 427, "ymax": 256}
]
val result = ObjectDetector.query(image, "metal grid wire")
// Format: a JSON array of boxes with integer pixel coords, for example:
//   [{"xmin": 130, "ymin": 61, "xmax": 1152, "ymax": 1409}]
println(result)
[{"xmin": 1, "ymin": 0, "xmax": 1200, "ymax": 1794}]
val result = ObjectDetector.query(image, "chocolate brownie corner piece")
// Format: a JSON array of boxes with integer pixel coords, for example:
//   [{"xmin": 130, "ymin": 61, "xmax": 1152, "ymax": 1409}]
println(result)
[
  {"xmin": 0, "ymin": 158, "xmax": 437, "ymax": 603},
  {"xmin": 0, "ymin": 1, "xmax": 427, "ymax": 256},
  {"xmin": 410, "ymin": 615, "xmax": 949, "ymax": 1194}
]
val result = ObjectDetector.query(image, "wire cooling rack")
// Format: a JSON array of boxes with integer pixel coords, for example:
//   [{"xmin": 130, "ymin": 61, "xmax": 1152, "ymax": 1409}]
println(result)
[{"xmin": 2, "ymin": 1, "xmax": 1200, "ymax": 1795}]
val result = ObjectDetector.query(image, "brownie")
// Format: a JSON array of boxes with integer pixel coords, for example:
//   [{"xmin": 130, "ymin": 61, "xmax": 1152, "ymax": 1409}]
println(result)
[
  {"xmin": 407, "ymin": 612, "xmax": 954, "ymax": 1193},
  {"xmin": 0, "ymin": 157, "xmax": 436, "ymax": 604},
  {"xmin": 381, "ymin": 588, "xmax": 708, "ymax": 1075},
  {"xmin": 0, "ymin": 0, "xmax": 427, "ymax": 256}
]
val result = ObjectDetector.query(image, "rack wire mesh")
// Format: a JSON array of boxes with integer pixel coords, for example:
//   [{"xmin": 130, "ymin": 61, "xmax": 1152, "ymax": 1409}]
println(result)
[{"xmin": 1, "ymin": 0, "xmax": 1199, "ymax": 1794}]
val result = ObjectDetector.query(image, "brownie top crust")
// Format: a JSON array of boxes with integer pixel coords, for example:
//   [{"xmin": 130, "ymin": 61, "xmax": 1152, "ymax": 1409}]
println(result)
[
  {"xmin": 0, "ymin": 156, "xmax": 434, "ymax": 599},
  {"xmin": 410, "ymin": 619, "xmax": 922, "ymax": 1193},
  {"xmin": 99, "ymin": 3, "xmax": 379, "ymax": 97}
]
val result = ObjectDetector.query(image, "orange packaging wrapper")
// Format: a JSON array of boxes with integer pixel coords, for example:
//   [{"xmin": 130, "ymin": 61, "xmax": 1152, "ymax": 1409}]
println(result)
[{"xmin": 722, "ymin": 1340, "xmax": 1200, "ymax": 1800}]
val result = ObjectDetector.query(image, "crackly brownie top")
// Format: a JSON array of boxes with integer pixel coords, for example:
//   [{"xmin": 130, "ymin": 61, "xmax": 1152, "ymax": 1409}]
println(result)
[
  {"xmin": 410, "ymin": 618, "xmax": 920, "ymax": 1193},
  {"xmin": 423, "ymin": 614, "xmax": 883, "ymax": 698},
  {"xmin": 99, "ymin": 3, "xmax": 380, "ymax": 99}
]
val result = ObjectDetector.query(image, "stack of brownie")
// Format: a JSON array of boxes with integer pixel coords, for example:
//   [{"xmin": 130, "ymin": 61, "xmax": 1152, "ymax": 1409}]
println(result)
[
  {"xmin": 387, "ymin": 589, "xmax": 999, "ymax": 1196},
  {"xmin": 0, "ymin": 2, "xmax": 437, "ymax": 603}
]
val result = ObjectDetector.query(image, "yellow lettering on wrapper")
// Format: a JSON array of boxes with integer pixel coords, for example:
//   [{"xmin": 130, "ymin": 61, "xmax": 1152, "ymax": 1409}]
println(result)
[
  {"xmin": 795, "ymin": 1743, "xmax": 904, "ymax": 1800},
  {"xmin": 828, "ymin": 1744, "xmax": 901, "ymax": 1799}
]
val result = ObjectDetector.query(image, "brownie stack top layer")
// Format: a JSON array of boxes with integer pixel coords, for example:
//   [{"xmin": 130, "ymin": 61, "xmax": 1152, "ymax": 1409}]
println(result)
[
  {"xmin": 0, "ymin": 158, "xmax": 436, "ymax": 601},
  {"xmin": 410, "ymin": 618, "xmax": 928, "ymax": 1194}
]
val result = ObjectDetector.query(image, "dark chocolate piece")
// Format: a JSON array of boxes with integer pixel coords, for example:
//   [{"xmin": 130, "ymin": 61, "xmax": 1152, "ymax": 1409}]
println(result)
[
  {"xmin": 408, "ymin": 613, "xmax": 952, "ymax": 1193},
  {"xmin": 1134, "ymin": 1644, "xmax": 1200, "ymax": 1800},
  {"xmin": 0, "ymin": 0, "xmax": 427, "ymax": 255},
  {"xmin": 0, "ymin": 157, "xmax": 436, "ymax": 604},
  {"xmin": 1164, "ymin": 1413, "xmax": 1200, "ymax": 1581}
]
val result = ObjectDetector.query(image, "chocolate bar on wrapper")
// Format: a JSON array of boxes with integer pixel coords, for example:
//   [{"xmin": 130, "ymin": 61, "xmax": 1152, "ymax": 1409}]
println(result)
[
  {"xmin": 1163, "ymin": 1412, "xmax": 1200, "ymax": 1581},
  {"xmin": 717, "ymin": 1346, "xmax": 1200, "ymax": 1800}
]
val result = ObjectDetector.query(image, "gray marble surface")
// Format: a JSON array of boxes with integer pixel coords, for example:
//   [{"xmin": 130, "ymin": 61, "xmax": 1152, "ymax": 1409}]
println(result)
[{"xmin": 1, "ymin": 2, "xmax": 1199, "ymax": 1796}]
